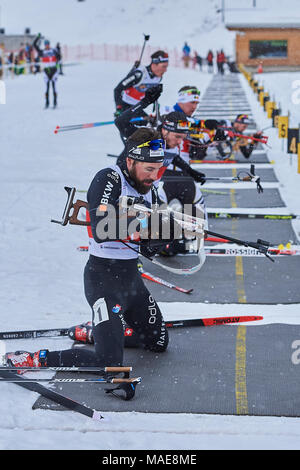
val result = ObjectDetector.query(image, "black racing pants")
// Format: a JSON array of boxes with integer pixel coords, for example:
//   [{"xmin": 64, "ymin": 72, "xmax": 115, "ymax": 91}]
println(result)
[{"xmin": 47, "ymin": 255, "xmax": 168, "ymax": 367}]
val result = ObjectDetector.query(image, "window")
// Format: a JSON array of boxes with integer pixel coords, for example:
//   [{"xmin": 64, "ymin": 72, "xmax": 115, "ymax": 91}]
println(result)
[{"xmin": 249, "ymin": 40, "xmax": 288, "ymax": 59}]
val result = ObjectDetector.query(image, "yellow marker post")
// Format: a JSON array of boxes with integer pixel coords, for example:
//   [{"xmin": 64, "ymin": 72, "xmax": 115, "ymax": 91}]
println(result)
[
  {"xmin": 266, "ymin": 101, "xmax": 275, "ymax": 119},
  {"xmin": 259, "ymin": 91, "xmax": 265, "ymax": 107},
  {"xmin": 278, "ymin": 116, "xmax": 289, "ymax": 139}
]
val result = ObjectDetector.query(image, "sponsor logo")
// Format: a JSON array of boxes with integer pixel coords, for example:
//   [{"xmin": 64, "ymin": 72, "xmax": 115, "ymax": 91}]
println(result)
[
  {"xmin": 107, "ymin": 171, "xmax": 119, "ymax": 183},
  {"xmin": 112, "ymin": 304, "xmax": 122, "ymax": 314},
  {"xmin": 125, "ymin": 328, "xmax": 133, "ymax": 336},
  {"xmin": 100, "ymin": 180, "xmax": 114, "ymax": 206}
]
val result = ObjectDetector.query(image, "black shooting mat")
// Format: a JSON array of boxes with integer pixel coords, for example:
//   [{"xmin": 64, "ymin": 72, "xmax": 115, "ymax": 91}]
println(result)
[
  {"xmin": 33, "ymin": 324, "xmax": 300, "ymax": 417},
  {"xmin": 202, "ymin": 188, "xmax": 284, "ymax": 208},
  {"xmin": 200, "ymin": 151, "xmax": 270, "ymax": 164}
]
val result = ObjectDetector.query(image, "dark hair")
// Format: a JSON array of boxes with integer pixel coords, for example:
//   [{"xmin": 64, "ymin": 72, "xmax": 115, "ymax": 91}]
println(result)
[
  {"xmin": 150, "ymin": 50, "xmax": 169, "ymax": 63},
  {"xmin": 127, "ymin": 128, "xmax": 161, "ymax": 146},
  {"xmin": 178, "ymin": 85, "xmax": 198, "ymax": 93}
]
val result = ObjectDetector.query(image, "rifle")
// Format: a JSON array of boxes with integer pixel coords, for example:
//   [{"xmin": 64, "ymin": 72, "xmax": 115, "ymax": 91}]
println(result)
[{"xmin": 51, "ymin": 188, "xmax": 274, "ymax": 275}]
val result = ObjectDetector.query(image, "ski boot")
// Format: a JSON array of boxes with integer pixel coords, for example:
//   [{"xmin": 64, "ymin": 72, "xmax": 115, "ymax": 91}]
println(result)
[
  {"xmin": 68, "ymin": 321, "xmax": 94, "ymax": 344},
  {"xmin": 5, "ymin": 350, "xmax": 48, "ymax": 373},
  {"xmin": 53, "ymin": 92, "xmax": 57, "ymax": 109}
]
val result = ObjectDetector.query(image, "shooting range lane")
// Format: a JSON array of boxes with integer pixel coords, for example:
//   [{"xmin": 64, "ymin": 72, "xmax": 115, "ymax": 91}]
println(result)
[{"xmin": 34, "ymin": 74, "xmax": 300, "ymax": 417}]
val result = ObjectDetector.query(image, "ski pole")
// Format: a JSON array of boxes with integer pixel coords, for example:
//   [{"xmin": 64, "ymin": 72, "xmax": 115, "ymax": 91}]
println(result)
[{"xmin": 54, "ymin": 120, "xmax": 115, "ymax": 134}]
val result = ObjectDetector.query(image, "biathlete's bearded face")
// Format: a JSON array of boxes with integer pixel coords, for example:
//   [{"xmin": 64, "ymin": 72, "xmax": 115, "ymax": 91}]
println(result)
[
  {"xmin": 161, "ymin": 128, "xmax": 185, "ymax": 149},
  {"xmin": 234, "ymin": 122, "xmax": 248, "ymax": 133},
  {"xmin": 126, "ymin": 158, "xmax": 163, "ymax": 194},
  {"xmin": 178, "ymin": 101, "xmax": 198, "ymax": 116},
  {"xmin": 151, "ymin": 62, "xmax": 169, "ymax": 77}
]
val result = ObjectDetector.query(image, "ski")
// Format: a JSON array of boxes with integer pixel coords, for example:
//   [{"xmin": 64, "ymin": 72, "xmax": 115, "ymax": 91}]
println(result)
[
  {"xmin": 77, "ymin": 244, "xmax": 281, "ymax": 257},
  {"xmin": 0, "ymin": 375, "xmax": 141, "ymax": 385},
  {"xmin": 165, "ymin": 315, "xmax": 263, "ymax": 328},
  {"xmin": 0, "ymin": 365, "xmax": 132, "ymax": 373},
  {"xmin": 0, "ymin": 327, "xmax": 69, "ymax": 340},
  {"xmin": 0, "ymin": 369, "xmax": 105, "ymax": 420},
  {"xmin": 208, "ymin": 211, "xmax": 300, "ymax": 220},
  {"xmin": 54, "ymin": 120, "xmax": 114, "ymax": 134},
  {"xmin": 141, "ymin": 271, "xmax": 193, "ymax": 294},
  {"xmin": 204, "ymin": 244, "xmax": 300, "ymax": 257},
  {"xmin": 190, "ymin": 160, "xmax": 270, "ymax": 165}
]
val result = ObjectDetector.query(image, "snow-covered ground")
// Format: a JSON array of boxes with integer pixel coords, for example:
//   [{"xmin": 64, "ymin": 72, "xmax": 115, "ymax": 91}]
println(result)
[
  {"xmin": 1, "ymin": 58, "xmax": 300, "ymax": 450},
  {"xmin": 254, "ymin": 72, "xmax": 300, "ymax": 127}
]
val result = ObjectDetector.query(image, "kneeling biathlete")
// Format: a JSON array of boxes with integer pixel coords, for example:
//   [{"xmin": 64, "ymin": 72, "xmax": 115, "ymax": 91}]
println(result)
[{"xmin": 5, "ymin": 129, "xmax": 185, "ymax": 370}]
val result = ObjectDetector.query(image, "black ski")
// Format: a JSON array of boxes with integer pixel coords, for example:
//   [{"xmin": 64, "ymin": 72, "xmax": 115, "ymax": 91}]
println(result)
[
  {"xmin": 0, "ymin": 369, "xmax": 104, "ymax": 420},
  {"xmin": 0, "ymin": 327, "xmax": 69, "ymax": 340},
  {"xmin": 208, "ymin": 211, "xmax": 299, "ymax": 220}
]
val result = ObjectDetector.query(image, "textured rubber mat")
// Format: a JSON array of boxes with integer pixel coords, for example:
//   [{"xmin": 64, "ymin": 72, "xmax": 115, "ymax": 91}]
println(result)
[
  {"xmin": 33, "ymin": 324, "xmax": 300, "ymax": 417},
  {"xmin": 203, "ymin": 188, "xmax": 285, "ymax": 208}
]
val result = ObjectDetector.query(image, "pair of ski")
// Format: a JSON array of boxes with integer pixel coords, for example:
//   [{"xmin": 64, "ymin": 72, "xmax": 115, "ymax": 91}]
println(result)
[
  {"xmin": 0, "ymin": 366, "xmax": 140, "ymax": 421},
  {"xmin": 0, "ymin": 315, "xmax": 263, "ymax": 342}
]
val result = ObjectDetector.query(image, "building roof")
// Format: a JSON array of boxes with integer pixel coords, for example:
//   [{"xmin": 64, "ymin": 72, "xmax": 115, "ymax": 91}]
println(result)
[
  {"xmin": 225, "ymin": 4, "xmax": 300, "ymax": 30},
  {"xmin": 226, "ymin": 23, "xmax": 300, "ymax": 30}
]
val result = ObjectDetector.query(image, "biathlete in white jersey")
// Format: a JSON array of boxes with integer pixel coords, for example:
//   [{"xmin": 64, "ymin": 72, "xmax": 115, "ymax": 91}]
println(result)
[
  {"xmin": 114, "ymin": 50, "xmax": 169, "ymax": 118},
  {"xmin": 33, "ymin": 33, "xmax": 60, "ymax": 108},
  {"xmin": 5, "ymin": 129, "xmax": 183, "ymax": 371}
]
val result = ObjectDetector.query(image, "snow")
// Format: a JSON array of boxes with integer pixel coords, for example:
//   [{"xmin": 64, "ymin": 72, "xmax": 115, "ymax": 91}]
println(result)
[
  {"xmin": 253, "ymin": 72, "xmax": 300, "ymax": 127},
  {"xmin": 1, "ymin": 0, "xmax": 300, "ymax": 451},
  {"xmin": 0, "ymin": 0, "xmax": 236, "ymax": 56}
]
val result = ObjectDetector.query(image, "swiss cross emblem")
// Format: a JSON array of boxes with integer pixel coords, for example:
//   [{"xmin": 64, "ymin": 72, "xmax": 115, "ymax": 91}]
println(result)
[{"xmin": 125, "ymin": 328, "xmax": 133, "ymax": 336}]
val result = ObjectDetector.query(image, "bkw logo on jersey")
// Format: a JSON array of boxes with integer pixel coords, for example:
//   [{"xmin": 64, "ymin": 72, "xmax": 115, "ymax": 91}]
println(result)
[{"xmin": 0, "ymin": 80, "xmax": 6, "ymax": 104}]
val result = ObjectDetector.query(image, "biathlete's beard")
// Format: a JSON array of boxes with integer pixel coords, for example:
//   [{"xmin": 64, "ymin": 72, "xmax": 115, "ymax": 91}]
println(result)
[{"xmin": 128, "ymin": 164, "xmax": 154, "ymax": 194}]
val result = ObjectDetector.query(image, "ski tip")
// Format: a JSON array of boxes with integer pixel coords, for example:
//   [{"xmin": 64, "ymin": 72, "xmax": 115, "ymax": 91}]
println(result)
[
  {"xmin": 54, "ymin": 130, "xmax": 58, "ymax": 134},
  {"xmin": 92, "ymin": 410, "xmax": 106, "ymax": 421}
]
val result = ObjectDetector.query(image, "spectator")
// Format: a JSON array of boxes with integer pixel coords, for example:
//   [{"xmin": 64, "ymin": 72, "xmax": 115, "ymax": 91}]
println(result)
[
  {"xmin": 217, "ymin": 49, "xmax": 226, "ymax": 75},
  {"xmin": 182, "ymin": 42, "xmax": 191, "ymax": 68},
  {"xmin": 206, "ymin": 50, "xmax": 213, "ymax": 73}
]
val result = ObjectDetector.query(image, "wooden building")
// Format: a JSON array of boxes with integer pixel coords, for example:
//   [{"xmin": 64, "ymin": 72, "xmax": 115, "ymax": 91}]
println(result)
[{"xmin": 226, "ymin": 22, "xmax": 300, "ymax": 71}]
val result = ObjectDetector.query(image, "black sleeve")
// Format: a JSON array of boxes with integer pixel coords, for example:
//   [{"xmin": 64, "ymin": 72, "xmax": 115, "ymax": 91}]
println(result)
[
  {"xmin": 33, "ymin": 36, "xmax": 42, "ymax": 56},
  {"xmin": 114, "ymin": 70, "xmax": 143, "ymax": 107},
  {"xmin": 114, "ymin": 101, "xmax": 147, "ymax": 140},
  {"xmin": 172, "ymin": 154, "xmax": 193, "ymax": 173},
  {"xmin": 172, "ymin": 154, "xmax": 206, "ymax": 181}
]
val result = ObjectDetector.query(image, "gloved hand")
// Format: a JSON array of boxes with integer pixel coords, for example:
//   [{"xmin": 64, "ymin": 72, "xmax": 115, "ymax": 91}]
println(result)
[
  {"xmin": 141, "ymin": 84, "xmax": 163, "ymax": 107},
  {"xmin": 204, "ymin": 119, "xmax": 220, "ymax": 130},
  {"xmin": 189, "ymin": 145, "xmax": 207, "ymax": 161},
  {"xmin": 252, "ymin": 131, "xmax": 262, "ymax": 142},
  {"xmin": 114, "ymin": 105, "xmax": 123, "ymax": 118},
  {"xmin": 188, "ymin": 168, "xmax": 206, "ymax": 185}
]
